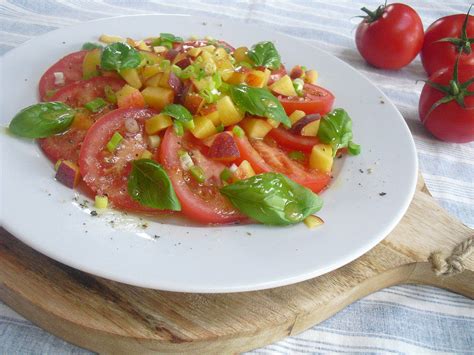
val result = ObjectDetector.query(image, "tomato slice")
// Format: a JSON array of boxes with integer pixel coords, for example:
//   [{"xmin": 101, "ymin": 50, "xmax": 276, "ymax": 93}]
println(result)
[
  {"xmin": 49, "ymin": 76, "xmax": 125, "ymax": 106},
  {"xmin": 268, "ymin": 127, "xmax": 320, "ymax": 152},
  {"xmin": 79, "ymin": 108, "xmax": 159, "ymax": 212},
  {"xmin": 39, "ymin": 77, "xmax": 125, "ymax": 163},
  {"xmin": 159, "ymin": 128, "xmax": 245, "ymax": 224},
  {"xmin": 278, "ymin": 83, "xmax": 335, "ymax": 116},
  {"xmin": 235, "ymin": 135, "xmax": 330, "ymax": 193},
  {"xmin": 38, "ymin": 50, "xmax": 88, "ymax": 101}
]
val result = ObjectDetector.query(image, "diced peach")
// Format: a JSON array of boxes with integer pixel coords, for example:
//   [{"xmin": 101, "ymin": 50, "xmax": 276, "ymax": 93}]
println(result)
[
  {"xmin": 225, "ymin": 71, "xmax": 248, "ymax": 85},
  {"xmin": 71, "ymin": 112, "xmax": 94, "ymax": 130},
  {"xmin": 116, "ymin": 84, "xmax": 145, "ymax": 109},
  {"xmin": 55, "ymin": 160, "xmax": 81, "ymax": 188},
  {"xmin": 304, "ymin": 70, "xmax": 318, "ymax": 84},
  {"xmin": 310, "ymin": 144, "xmax": 333, "ymax": 173},
  {"xmin": 141, "ymin": 86, "xmax": 174, "ymax": 111},
  {"xmin": 304, "ymin": 215, "xmax": 324, "ymax": 229},
  {"xmin": 207, "ymin": 132, "xmax": 240, "ymax": 162},
  {"xmin": 187, "ymin": 47, "xmax": 203, "ymax": 58},
  {"xmin": 145, "ymin": 114, "xmax": 173, "ymax": 135},
  {"xmin": 216, "ymin": 96, "xmax": 244, "ymax": 126},
  {"xmin": 145, "ymin": 72, "xmax": 163, "ymax": 87},
  {"xmin": 301, "ymin": 120, "xmax": 320, "ymax": 137},
  {"xmin": 240, "ymin": 117, "xmax": 273, "ymax": 139},
  {"xmin": 120, "ymin": 68, "xmax": 142, "ymax": 89},
  {"xmin": 290, "ymin": 65, "xmax": 304, "ymax": 79},
  {"xmin": 269, "ymin": 75, "xmax": 297, "ymax": 97},
  {"xmin": 190, "ymin": 116, "xmax": 216, "ymax": 139},
  {"xmin": 245, "ymin": 69, "xmax": 271, "ymax": 88},
  {"xmin": 183, "ymin": 92, "xmax": 205, "ymax": 115},
  {"xmin": 141, "ymin": 64, "xmax": 162, "ymax": 81},
  {"xmin": 232, "ymin": 160, "xmax": 255, "ymax": 181},
  {"xmin": 289, "ymin": 110, "xmax": 306, "ymax": 124},
  {"xmin": 82, "ymin": 48, "xmax": 101, "ymax": 79},
  {"xmin": 233, "ymin": 46, "xmax": 250, "ymax": 63}
]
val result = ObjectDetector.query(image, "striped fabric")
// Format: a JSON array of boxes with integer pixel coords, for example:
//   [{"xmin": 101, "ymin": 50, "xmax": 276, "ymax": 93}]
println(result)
[{"xmin": 1, "ymin": 0, "xmax": 473, "ymax": 353}]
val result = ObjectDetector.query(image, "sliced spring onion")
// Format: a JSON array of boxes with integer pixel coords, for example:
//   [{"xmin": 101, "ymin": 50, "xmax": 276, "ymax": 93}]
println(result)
[
  {"xmin": 179, "ymin": 151, "xmax": 194, "ymax": 171},
  {"xmin": 179, "ymin": 65, "xmax": 195, "ymax": 79},
  {"xmin": 94, "ymin": 195, "xmax": 108, "ymax": 209},
  {"xmin": 104, "ymin": 85, "xmax": 117, "ymax": 104},
  {"xmin": 288, "ymin": 150, "xmax": 305, "ymax": 162},
  {"xmin": 232, "ymin": 125, "xmax": 245, "ymax": 138},
  {"xmin": 293, "ymin": 78, "xmax": 305, "ymax": 97},
  {"xmin": 53, "ymin": 72, "xmax": 65, "ymax": 85},
  {"xmin": 229, "ymin": 163, "xmax": 239, "ymax": 173},
  {"xmin": 106, "ymin": 131, "xmax": 123, "ymax": 152},
  {"xmin": 160, "ymin": 59, "xmax": 171, "ymax": 71},
  {"xmin": 220, "ymin": 167, "xmax": 232, "ymax": 182},
  {"xmin": 189, "ymin": 165, "xmax": 206, "ymax": 183},
  {"xmin": 215, "ymin": 123, "xmax": 224, "ymax": 133},
  {"xmin": 147, "ymin": 135, "xmax": 161, "ymax": 148},
  {"xmin": 348, "ymin": 141, "xmax": 361, "ymax": 156},
  {"xmin": 171, "ymin": 64, "xmax": 182, "ymax": 77},
  {"xmin": 173, "ymin": 121, "xmax": 184, "ymax": 136},
  {"xmin": 84, "ymin": 98, "xmax": 107, "ymax": 113}
]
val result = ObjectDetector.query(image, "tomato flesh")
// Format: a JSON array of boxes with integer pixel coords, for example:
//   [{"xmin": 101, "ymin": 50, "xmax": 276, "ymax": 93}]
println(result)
[
  {"xmin": 38, "ymin": 50, "xmax": 88, "ymax": 101},
  {"xmin": 278, "ymin": 83, "xmax": 334, "ymax": 116},
  {"xmin": 79, "ymin": 108, "xmax": 160, "ymax": 211},
  {"xmin": 39, "ymin": 77, "xmax": 125, "ymax": 163},
  {"xmin": 159, "ymin": 128, "xmax": 245, "ymax": 224},
  {"xmin": 235, "ymin": 135, "xmax": 330, "ymax": 193},
  {"xmin": 268, "ymin": 127, "xmax": 320, "ymax": 152}
]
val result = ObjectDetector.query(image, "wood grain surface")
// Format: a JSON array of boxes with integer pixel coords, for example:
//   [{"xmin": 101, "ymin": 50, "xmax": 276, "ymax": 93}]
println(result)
[{"xmin": 0, "ymin": 175, "xmax": 472, "ymax": 353}]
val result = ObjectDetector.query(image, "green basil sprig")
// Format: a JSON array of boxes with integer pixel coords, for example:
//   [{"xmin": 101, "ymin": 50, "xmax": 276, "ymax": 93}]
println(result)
[
  {"xmin": 100, "ymin": 42, "xmax": 141, "ymax": 72},
  {"xmin": 161, "ymin": 104, "xmax": 195, "ymax": 133},
  {"xmin": 317, "ymin": 108, "xmax": 360, "ymax": 156},
  {"xmin": 9, "ymin": 102, "xmax": 75, "ymax": 138},
  {"xmin": 247, "ymin": 41, "xmax": 281, "ymax": 70},
  {"xmin": 127, "ymin": 159, "xmax": 181, "ymax": 211},
  {"xmin": 229, "ymin": 84, "xmax": 291, "ymax": 127},
  {"xmin": 82, "ymin": 42, "xmax": 103, "ymax": 50},
  {"xmin": 220, "ymin": 173, "xmax": 323, "ymax": 225}
]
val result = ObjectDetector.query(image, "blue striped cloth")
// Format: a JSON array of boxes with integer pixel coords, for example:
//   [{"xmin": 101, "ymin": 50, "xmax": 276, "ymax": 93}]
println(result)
[{"xmin": 1, "ymin": 1, "xmax": 473, "ymax": 353}]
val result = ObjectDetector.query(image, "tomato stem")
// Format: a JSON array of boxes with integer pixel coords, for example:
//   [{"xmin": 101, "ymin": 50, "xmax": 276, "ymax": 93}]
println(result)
[
  {"xmin": 360, "ymin": 1, "xmax": 387, "ymax": 23},
  {"xmin": 435, "ymin": 4, "xmax": 473, "ymax": 55},
  {"xmin": 423, "ymin": 55, "xmax": 474, "ymax": 122}
]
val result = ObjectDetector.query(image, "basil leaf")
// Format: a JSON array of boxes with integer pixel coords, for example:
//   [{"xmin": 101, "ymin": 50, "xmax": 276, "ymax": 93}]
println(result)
[
  {"xmin": 100, "ymin": 42, "xmax": 141, "ymax": 71},
  {"xmin": 220, "ymin": 173, "xmax": 323, "ymax": 225},
  {"xmin": 317, "ymin": 108, "xmax": 360, "ymax": 156},
  {"xmin": 159, "ymin": 33, "xmax": 183, "ymax": 43},
  {"xmin": 247, "ymin": 41, "xmax": 281, "ymax": 70},
  {"xmin": 229, "ymin": 84, "xmax": 291, "ymax": 127},
  {"xmin": 127, "ymin": 159, "xmax": 181, "ymax": 211},
  {"xmin": 82, "ymin": 42, "xmax": 102, "ymax": 50},
  {"xmin": 9, "ymin": 102, "xmax": 75, "ymax": 138},
  {"xmin": 161, "ymin": 104, "xmax": 193, "ymax": 123}
]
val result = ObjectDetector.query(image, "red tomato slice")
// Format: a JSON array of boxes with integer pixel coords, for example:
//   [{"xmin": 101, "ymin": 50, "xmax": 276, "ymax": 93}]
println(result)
[
  {"xmin": 278, "ymin": 83, "xmax": 335, "ymax": 116},
  {"xmin": 79, "ymin": 108, "xmax": 160, "ymax": 212},
  {"xmin": 235, "ymin": 135, "xmax": 330, "ymax": 193},
  {"xmin": 38, "ymin": 50, "xmax": 88, "ymax": 101},
  {"xmin": 268, "ymin": 127, "xmax": 320, "ymax": 152},
  {"xmin": 39, "ymin": 77, "xmax": 125, "ymax": 163},
  {"xmin": 49, "ymin": 76, "xmax": 125, "ymax": 106},
  {"xmin": 159, "ymin": 128, "xmax": 245, "ymax": 224}
]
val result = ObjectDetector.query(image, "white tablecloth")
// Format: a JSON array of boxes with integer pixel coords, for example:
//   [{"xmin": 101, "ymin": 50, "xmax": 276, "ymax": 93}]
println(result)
[{"xmin": 1, "ymin": 0, "xmax": 473, "ymax": 353}]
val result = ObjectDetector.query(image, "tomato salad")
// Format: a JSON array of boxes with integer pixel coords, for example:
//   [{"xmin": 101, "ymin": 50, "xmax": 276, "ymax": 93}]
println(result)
[{"xmin": 8, "ymin": 33, "xmax": 360, "ymax": 227}]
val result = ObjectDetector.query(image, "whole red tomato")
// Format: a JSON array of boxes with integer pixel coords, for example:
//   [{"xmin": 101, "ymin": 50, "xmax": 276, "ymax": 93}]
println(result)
[
  {"xmin": 419, "ymin": 63, "xmax": 474, "ymax": 143},
  {"xmin": 355, "ymin": 3, "xmax": 424, "ymax": 69},
  {"xmin": 421, "ymin": 9, "xmax": 474, "ymax": 76}
]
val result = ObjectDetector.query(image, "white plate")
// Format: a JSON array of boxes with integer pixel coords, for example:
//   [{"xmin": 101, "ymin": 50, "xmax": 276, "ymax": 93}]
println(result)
[{"xmin": 0, "ymin": 15, "xmax": 417, "ymax": 293}]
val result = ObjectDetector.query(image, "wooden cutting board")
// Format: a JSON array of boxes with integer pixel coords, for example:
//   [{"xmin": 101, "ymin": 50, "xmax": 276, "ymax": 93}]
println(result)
[{"xmin": 0, "ymin": 175, "xmax": 472, "ymax": 353}]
